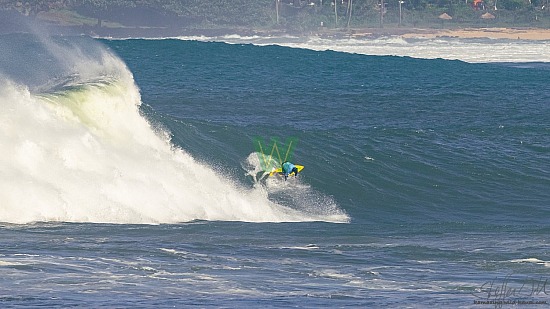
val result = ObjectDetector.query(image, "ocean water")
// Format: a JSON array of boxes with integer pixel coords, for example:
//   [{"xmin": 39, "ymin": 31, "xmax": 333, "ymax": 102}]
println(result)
[{"xmin": 0, "ymin": 32, "xmax": 549, "ymax": 307}]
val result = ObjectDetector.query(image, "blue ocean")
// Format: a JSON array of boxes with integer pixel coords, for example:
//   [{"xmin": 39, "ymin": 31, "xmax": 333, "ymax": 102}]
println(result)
[{"xmin": 0, "ymin": 32, "xmax": 549, "ymax": 307}]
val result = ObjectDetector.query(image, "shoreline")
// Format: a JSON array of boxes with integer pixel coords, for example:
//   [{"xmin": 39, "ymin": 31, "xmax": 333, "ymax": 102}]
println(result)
[
  {"xmin": 399, "ymin": 27, "xmax": 550, "ymax": 40},
  {"xmin": 105, "ymin": 26, "xmax": 550, "ymax": 41},
  {"xmin": 3, "ymin": 20, "xmax": 550, "ymax": 41},
  {"xmin": 336, "ymin": 27, "xmax": 550, "ymax": 41}
]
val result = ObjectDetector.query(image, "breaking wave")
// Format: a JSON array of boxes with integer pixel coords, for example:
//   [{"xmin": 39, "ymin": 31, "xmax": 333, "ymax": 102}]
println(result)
[{"xmin": 0, "ymin": 35, "xmax": 349, "ymax": 224}]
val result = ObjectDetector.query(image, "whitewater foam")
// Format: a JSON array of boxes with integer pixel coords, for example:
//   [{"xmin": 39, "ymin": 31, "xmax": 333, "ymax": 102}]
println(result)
[
  {"xmin": 164, "ymin": 34, "xmax": 550, "ymax": 63},
  {"xmin": 510, "ymin": 258, "xmax": 550, "ymax": 267},
  {"xmin": 244, "ymin": 152, "xmax": 349, "ymax": 222}
]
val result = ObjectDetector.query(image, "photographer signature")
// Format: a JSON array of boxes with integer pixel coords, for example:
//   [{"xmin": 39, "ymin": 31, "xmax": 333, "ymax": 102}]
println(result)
[{"xmin": 472, "ymin": 273, "xmax": 548, "ymax": 302}]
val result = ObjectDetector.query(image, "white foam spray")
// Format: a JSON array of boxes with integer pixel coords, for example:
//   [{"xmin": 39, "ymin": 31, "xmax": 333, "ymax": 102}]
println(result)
[
  {"xmin": 166, "ymin": 34, "xmax": 550, "ymax": 63},
  {"xmin": 244, "ymin": 153, "xmax": 349, "ymax": 223},
  {"xmin": 0, "ymin": 37, "xmax": 348, "ymax": 224}
]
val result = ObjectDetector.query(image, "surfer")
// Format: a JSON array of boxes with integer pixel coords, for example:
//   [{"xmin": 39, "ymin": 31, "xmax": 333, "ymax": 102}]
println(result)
[{"xmin": 281, "ymin": 161, "xmax": 299, "ymax": 181}]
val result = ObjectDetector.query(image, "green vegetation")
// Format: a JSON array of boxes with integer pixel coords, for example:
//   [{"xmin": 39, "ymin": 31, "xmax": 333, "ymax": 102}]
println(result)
[{"xmin": 1, "ymin": 0, "xmax": 549, "ymax": 32}]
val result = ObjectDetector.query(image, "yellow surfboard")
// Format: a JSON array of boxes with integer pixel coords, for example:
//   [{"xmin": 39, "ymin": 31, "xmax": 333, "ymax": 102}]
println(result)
[{"xmin": 268, "ymin": 165, "xmax": 304, "ymax": 177}]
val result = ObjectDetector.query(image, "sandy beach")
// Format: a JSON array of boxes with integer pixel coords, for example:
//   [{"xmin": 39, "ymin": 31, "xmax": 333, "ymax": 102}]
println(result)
[
  {"xmin": 312, "ymin": 26, "xmax": 550, "ymax": 41},
  {"xmin": 401, "ymin": 27, "xmax": 550, "ymax": 40}
]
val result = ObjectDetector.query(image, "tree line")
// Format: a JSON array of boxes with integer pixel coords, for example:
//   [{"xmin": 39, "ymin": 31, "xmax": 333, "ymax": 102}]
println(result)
[{"xmin": 1, "ymin": 0, "xmax": 549, "ymax": 30}]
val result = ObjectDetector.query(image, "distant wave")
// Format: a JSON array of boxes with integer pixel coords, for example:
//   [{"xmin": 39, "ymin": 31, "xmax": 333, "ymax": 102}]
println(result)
[{"xmin": 131, "ymin": 34, "xmax": 550, "ymax": 63}]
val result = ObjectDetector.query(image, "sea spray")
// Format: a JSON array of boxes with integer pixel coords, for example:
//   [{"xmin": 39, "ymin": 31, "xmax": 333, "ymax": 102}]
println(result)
[{"xmin": 244, "ymin": 153, "xmax": 349, "ymax": 223}]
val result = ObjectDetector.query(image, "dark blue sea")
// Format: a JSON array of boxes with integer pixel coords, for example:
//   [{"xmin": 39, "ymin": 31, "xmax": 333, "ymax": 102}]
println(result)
[{"xmin": 0, "ymin": 33, "xmax": 549, "ymax": 307}]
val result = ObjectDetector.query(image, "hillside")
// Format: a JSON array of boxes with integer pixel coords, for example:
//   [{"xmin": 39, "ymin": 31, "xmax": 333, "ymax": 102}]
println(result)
[{"xmin": 1, "ymin": 0, "xmax": 549, "ymax": 37}]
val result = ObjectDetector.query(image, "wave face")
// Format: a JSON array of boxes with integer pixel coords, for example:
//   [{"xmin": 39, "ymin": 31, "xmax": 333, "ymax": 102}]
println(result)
[
  {"xmin": 105, "ymin": 39, "xmax": 550, "ymax": 226},
  {"xmin": 0, "ymin": 34, "xmax": 348, "ymax": 224}
]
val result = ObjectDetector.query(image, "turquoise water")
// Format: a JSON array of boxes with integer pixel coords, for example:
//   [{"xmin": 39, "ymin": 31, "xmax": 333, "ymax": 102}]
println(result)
[{"xmin": 0, "ymin": 33, "xmax": 549, "ymax": 307}]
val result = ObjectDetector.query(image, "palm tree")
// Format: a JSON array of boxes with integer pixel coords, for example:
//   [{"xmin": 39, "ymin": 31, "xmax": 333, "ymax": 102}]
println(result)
[
  {"xmin": 275, "ymin": 0, "xmax": 280, "ymax": 24},
  {"xmin": 347, "ymin": 0, "xmax": 354, "ymax": 28},
  {"xmin": 334, "ymin": 0, "xmax": 338, "ymax": 27},
  {"xmin": 380, "ymin": 0, "xmax": 385, "ymax": 28}
]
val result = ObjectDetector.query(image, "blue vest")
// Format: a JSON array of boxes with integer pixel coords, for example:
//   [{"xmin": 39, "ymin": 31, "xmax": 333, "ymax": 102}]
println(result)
[{"xmin": 282, "ymin": 162, "xmax": 296, "ymax": 175}]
